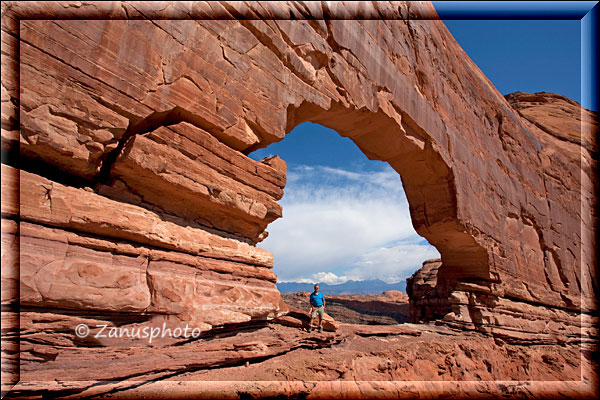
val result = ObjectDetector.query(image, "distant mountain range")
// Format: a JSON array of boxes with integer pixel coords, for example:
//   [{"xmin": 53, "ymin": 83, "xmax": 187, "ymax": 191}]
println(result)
[{"xmin": 276, "ymin": 279, "xmax": 407, "ymax": 295}]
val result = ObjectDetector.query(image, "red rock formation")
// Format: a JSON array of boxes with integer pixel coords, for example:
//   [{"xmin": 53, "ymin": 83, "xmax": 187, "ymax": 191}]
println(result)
[
  {"xmin": 406, "ymin": 259, "xmax": 448, "ymax": 322},
  {"xmin": 405, "ymin": 92, "xmax": 598, "ymax": 345},
  {"xmin": 1, "ymin": 1, "xmax": 597, "ymax": 398},
  {"xmin": 505, "ymin": 91, "xmax": 597, "ymax": 152}
]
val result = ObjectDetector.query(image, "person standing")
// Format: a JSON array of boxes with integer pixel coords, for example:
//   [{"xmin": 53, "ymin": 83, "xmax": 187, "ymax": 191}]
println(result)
[{"xmin": 308, "ymin": 284, "xmax": 325, "ymax": 332}]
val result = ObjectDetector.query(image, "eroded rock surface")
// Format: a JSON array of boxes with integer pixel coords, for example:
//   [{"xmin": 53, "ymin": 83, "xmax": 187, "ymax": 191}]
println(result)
[
  {"xmin": 6, "ymin": 318, "xmax": 594, "ymax": 399},
  {"xmin": 1, "ymin": 1, "xmax": 598, "ymax": 398},
  {"xmin": 405, "ymin": 92, "xmax": 598, "ymax": 345},
  {"xmin": 505, "ymin": 91, "xmax": 598, "ymax": 152}
]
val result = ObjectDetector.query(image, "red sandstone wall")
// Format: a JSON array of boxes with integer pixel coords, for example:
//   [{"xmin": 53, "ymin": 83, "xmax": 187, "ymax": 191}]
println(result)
[{"xmin": 1, "ymin": 1, "xmax": 597, "ymax": 376}]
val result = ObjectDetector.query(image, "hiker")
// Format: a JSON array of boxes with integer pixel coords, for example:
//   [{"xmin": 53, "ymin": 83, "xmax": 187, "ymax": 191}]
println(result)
[{"xmin": 308, "ymin": 284, "xmax": 325, "ymax": 332}]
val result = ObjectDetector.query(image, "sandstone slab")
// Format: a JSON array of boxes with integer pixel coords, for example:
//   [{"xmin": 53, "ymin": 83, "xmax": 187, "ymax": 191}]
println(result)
[
  {"xmin": 14, "ymin": 221, "xmax": 281, "ymax": 329},
  {"xmin": 110, "ymin": 122, "xmax": 284, "ymax": 242},
  {"xmin": 7, "ymin": 164, "xmax": 274, "ymax": 267}
]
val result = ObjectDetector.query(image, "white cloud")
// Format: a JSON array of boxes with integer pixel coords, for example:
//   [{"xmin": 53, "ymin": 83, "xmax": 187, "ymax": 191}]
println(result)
[
  {"xmin": 260, "ymin": 164, "xmax": 441, "ymax": 283},
  {"xmin": 280, "ymin": 272, "xmax": 354, "ymax": 285},
  {"xmin": 346, "ymin": 243, "xmax": 441, "ymax": 283}
]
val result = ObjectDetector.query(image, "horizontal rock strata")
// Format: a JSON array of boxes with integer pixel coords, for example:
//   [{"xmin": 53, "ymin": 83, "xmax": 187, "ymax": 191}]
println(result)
[
  {"xmin": 108, "ymin": 122, "xmax": 283, "ymax": 243},
  {"xmin": 407, "ymin": 92, "xmax": 598, "ymax": 345},
  {"xmin": 3, "ymin": 161, "xmax": 282, "ymax": 324},
  {"xmin": 7, "ymin": 321, "xmax": 593, "ymax": 399},
  {"xmin": 1, "ymin": 1, "xmax": 597, "ymax": 398}
]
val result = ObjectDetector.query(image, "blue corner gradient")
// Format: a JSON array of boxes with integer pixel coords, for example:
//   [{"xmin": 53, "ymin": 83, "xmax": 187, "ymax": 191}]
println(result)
[
  {"xmin": 582, "ymin": 3, "xmax": 599, "ymax": 111},
  {"xmin": 432, "ymin": 1, "xmax": 597, "ymax": 20},
  {"xmin": 433, "ymin": 1, "xmax": 599, "ymax": 111}
]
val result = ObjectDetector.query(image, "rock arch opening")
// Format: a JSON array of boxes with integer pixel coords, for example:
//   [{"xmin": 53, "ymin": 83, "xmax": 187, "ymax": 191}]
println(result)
[
  {"xmin": 255, "ymin": 101, "xmax": 492, "ymax": 321},
  {"xmin": 250, "ymin": 120, "xmax": 439, "ymax": 287}
]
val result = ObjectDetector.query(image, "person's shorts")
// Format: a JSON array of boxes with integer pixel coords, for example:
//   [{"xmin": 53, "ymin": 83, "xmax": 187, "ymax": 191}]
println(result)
[{"xmin": 311, "ymin": 305, "xmax": 325, "ymax": 319}]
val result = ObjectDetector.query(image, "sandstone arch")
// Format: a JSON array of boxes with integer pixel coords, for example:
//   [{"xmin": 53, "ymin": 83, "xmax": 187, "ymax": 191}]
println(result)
[
  {"xmin": 285, "ymin": 100, "xmax": 490, "ymax": 285},
  {"xmin": 3, "ymin": 0, "xmax": 594, "ymax": 335},
  {"xmin": 1, "ymin": 1, "xmax": 597, "ymax": 395}
]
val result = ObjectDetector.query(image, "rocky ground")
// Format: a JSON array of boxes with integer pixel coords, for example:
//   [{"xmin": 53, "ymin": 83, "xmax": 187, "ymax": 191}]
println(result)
[
  {"xmin": 6, "ymin": 294, "xmax": 596, "ymax": 399},
  {"xmin": 160, "ymin": 322, "xmax": 588, "ymax": 383},
  {"xmin": 92, "ymin": 319, "xmax": 596, "ymax": 399}
]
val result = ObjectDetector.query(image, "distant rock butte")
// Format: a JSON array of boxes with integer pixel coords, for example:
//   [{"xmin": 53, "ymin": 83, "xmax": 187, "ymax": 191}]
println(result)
[{"xmin": 1, "ymin": 1, "xmax": 597, "ymax": 398}]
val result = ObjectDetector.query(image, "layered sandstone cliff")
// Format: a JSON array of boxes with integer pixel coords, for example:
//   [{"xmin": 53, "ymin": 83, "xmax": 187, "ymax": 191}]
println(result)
[
  {"xmin": 1, "ymin": 1, "xmax": 597, "ymax": 398},
  {"xmin": 405, "ymin": 92, "xmax": 597, "ymax": 344}
]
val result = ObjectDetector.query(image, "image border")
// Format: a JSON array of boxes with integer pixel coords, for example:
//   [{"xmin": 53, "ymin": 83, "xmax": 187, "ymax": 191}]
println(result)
[{"xmin": 1, "ymin": 1, "xmax": 598, "ymax": 398}]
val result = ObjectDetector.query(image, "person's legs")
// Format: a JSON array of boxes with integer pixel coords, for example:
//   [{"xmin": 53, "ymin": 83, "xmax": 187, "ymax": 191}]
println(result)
[
  {"xmin": 317, "ymin": 306, "xmax": 324, "ymax": 331},
  {"xmin": 308, "ymin": 308, "xmax": 317, "ymax": 331}
]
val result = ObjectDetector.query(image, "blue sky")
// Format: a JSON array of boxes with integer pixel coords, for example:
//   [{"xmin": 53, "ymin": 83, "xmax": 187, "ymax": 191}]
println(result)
[
  {"xmin": 250, "ymin": 6, "xmax": 588, "ymax": 285},
  {"xmin": 441, "ymin": 19, "xmax": 581, "ymax": 104},
  {"xmin": 252, "ymin": 139, "xmax": 440, "ymax": 284}
]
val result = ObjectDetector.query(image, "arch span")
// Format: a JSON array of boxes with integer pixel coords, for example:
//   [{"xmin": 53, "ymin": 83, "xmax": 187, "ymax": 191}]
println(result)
[
  {"xmin": 5, "ymin": 3, "xmax": 590, "ymax": 352},
  {"xmin": 284, "ymin": 100, "xmax": 490, "ymax": 287}
]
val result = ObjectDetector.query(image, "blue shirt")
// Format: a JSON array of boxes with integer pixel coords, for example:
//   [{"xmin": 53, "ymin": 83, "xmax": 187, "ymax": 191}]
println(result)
[{"xmin": 310, "ymin": 292, "xmax": 325, "ymax": 307}]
